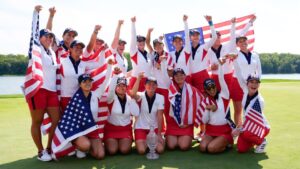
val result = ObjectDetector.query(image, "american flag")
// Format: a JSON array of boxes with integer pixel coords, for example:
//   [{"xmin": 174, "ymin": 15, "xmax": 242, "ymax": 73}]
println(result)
[
  {"xmin": 243, "ymin": 99, "xmax": 268, "ymax": 138},
  {"xmin": 52, "ymin": 88, "xmax": 98, "ymax": 159},
  {"xmin": 169, "ymin": 82, "xmax": 201, "ymax": 126},
  {"xmin": 164, "ymin": 14, "xmax": 255, "ymax": 52},
  {"xmin": 23, "ymin": 10, "xmax": 43, "ymax": 100}
]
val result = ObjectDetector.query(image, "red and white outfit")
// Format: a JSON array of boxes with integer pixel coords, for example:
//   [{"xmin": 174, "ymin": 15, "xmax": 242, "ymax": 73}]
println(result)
[
  {"xmin": 197, "ymin": 67, "xmax": 233, "ymax": 144},
  {"xmin": 169, "ymin": 21, "xmax": 191, "ymax": 83},
  {"xmin": 207, "ymin": 22, "xmax": 253, "ymax": 92},
  {"xmin": 166, "ymin": 82, "xmax": 202, "ymax": 137},
  {"xmin": 26, "ymin": 46, "xmax": 59, "ymax": 111},
  {"xmin": 190, "ymin": 23, "xmax": 217, "ymax": 94},
  {"xmin": 128, "ymin": 22, "xmax": 153, "ymax": 92},
  {"xmin": 112, "ymin": 49, "xmax": 128, "ymax": 75},
  {"xmin": 233, "ymin": 61, "xmax": 270, "ymax": 153},
  {"xmin": 104, "ymin": 75, "xmax": 139, "ymax": 140},
  {"xmin": 59, "ymin": 56, "xmax": 102, "ymax": 112},
  {"xmin": 134, "ymin": 92, "xmax": 164, "ymax": 140},
  {"xmin": 231, "ymin": 51, "xmax": 261, "ymax": 101}
]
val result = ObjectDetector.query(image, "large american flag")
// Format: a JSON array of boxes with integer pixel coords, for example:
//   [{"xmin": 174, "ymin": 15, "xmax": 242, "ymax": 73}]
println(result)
[
  {"xmin": 52, "ymin": 88, "xmax": 98, "ymax": 159},
  {"xmin": 23, "ymin": 10, "xmax": 43, "ymax": 100},
  {"xmin": 169, "ymin": 82, "xmax": 201, "ymax": 126},
  {"xmin": 164, "ymin": 14, "xmax": 255, "ymax": 52},
  {"xmin": 243, "ymin": 99, "xmax": 268, "ymax": 138}
]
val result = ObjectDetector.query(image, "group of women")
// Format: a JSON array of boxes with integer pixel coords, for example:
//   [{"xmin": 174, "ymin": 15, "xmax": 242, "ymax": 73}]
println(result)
[{"xmin": 25, "ymin": 5, "xmax": 270, "ymax": 161}]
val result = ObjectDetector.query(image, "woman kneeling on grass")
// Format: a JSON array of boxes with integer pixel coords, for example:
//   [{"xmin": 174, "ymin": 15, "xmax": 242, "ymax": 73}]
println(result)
[
  {"xmin": 130, "ymin": 73, "xmax": 165, "ymax": 155},
  {"xmin": 52, "ymin": 59, "xmax": 113, "ymax": 160},
  {"xmin": 198, "ymin": 62, "xmax": 235, "ymax": 154},
  {"xmin": 104, "ymin": 68, "xmax": 139, "ymax": 155},
  {"xmin": 233, "ymin": 57, "xmax": 270, "ymax": 153}
]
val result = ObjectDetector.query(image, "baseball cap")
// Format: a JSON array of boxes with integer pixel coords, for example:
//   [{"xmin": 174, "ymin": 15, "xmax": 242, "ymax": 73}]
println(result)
[
  {"xmin": 78, "ymin": 74, "xmax": 93, "ymax": 84},
  {"xmin": 39, "ymin": 29, "xmax": 54, "ymax": 38},
  {"xmin": 70, "ymin": 40, "xmax": 85, "ymax": 48}
]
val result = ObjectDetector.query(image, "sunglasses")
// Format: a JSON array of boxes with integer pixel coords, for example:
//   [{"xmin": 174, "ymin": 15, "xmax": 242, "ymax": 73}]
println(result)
[{"xmin": 205, "ymin": 85, "xmax": 216, "ymax": 91}]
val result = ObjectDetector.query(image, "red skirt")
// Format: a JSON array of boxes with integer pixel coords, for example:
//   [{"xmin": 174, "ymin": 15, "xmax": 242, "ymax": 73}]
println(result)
[
  {"xmin": 165, "ymin": 117, "xmax": 194, "ymax": 137},
  {"xmin": 103, "ymin": 122, "xmax": 133, "ymax": 140},
  {"xmin": 86, "ymin": 128, "xmax": 101, "ymax": 139},
  {"xmin": 205, "ymin": 124, "xmax": 233, "ymax": 144},
  {"xmin": 230, "ymin": 77, "xmax": 244, "ymax": 102},
  {"xmin": 191, "ymin": 69, "xmax": 210, "ymax": 94},
  {"xmin": 134, "ymin": 128, "xmax": 158, "ymax": 141},
  {"xmin": 211, "ymin": 73, "xmax": 233, "ymax": 92}
]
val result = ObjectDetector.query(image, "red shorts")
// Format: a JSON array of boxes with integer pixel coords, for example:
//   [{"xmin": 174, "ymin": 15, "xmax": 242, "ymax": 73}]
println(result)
[
  {"xmin": 165, "ymin": 117, "xmax": 194, "ymax": 137},
  {"xmin": 155, "ymin": 88, "xmax": 170, "ymax": 134},
  {"xmin": 26, "ymin": 88, "xmax": 59, "ymax": 111},
  {"xmin": 86, "ymin": 128, "xmax": 101, "ymax": 139},
  {"xmin": 230, "ymin": 77, "xmax": 244, "ymax": 102},
  {"xmin": 205, "ymin": 124, "xmax": 233, "ymax": 144},
  {"xmin": 128, "ymin": 77, "xmax": 147, "ymax": 92},
  {"xmin": 134, "ymin": 128, "xmax": 158, "ymax": 141},
  {"xmin": 104, "ymin": 122, "xmax": 133, "ymax": 140},
  {"xmin": 211, "ymin": 73, "xmax": 233, "ymax": 92},
  {"xmin": 191, "ymin": 70, "xmax": 210, "ymax": 94},
  {"xmin": 237, "ymin": 129, "xmax": 270, "ymax": 153},
  {"xmin": 60, "ymin": 97, "xmax": 71, "ymax": 113}
]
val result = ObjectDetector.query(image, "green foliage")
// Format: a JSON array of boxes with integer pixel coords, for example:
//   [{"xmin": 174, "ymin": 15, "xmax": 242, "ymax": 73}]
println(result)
[{"xmin": 1, "ymin": 53, "xmax": 300, "ymax": 75}]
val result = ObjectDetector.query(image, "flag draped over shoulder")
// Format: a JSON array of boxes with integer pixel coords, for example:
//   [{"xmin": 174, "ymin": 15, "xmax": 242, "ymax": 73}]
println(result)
[
  {"xmin": 52, "ymin": 88, "xmax": 98, "ymax": 159},
  {"xmin": 24, "ymin": 10, "xmax": 43, "ymax": 100},
  {"xmin": 164, "ymin": 14, "xmax": 255, "ymax": 52},
  {"xmin": 169, "ymin": 82, "xmax": 201, "ymax": 126}
]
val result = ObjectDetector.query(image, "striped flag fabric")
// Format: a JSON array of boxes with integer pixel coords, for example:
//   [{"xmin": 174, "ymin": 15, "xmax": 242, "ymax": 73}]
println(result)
[
  {"xmin": 169, "ymin": 82, "xmax": 201, "ymax": 126},
  {"xmin": 164, "ymin": 14, "xmax": 255, "ymax": 52},
  {"xmin": 243, "ymin": 99, "xmax": 268, "ymax": 138},
  {"xmin": 23, "ymin": 10, "xmax": 43, "ymax": 100}
]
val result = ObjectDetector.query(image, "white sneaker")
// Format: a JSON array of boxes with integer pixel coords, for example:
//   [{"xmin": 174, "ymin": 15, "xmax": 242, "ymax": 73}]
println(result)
[
  {"xmin": 37, "ymin": 150, "xmax": 52, "ymax": 162},
  {"xmin": 255, "ymin": 139, "xmax": 267, "ymax": 153},
  {"xmin": 76, "ymin": 150, "xmax": 86, "ymax": 158}
]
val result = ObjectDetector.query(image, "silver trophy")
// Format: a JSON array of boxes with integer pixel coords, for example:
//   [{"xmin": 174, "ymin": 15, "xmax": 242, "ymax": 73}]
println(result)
[{"xmin": 146, "ymin": 125, "xmax": 159, "ymax": 159}]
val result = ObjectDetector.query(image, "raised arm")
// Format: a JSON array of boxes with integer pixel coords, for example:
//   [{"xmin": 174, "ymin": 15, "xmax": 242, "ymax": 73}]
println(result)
[
  {"xmin": 233, "ymin": 58, "xmax": 248, "ymax": 93},
  {"xmin": 46, "ymin": 7, "xmax": 56, "ymax": 30},
  {"xmin": 107, "ymin": 72, "xmax": 119, "ymax": 104},
  {"xmin": 237, "ymin": 15, "xmax": 256, "ymax": 37},
  {"xmin": 129, "ymin": 72, "xmax": 143, "ymax": 100},
  {"xmin": 85, "ymin": 25, "xmax": 102, "ymax": 54},
  {"xmin": 218, "ymin": 62, "xmax": 229, "ymax": 99},
  {"xmin": 94, "ymin": 59, "xmax": 113, "ymax": 98},
  {"xmin": 111, "ymin": 20, "xmax": 124, "ymax": 49},
  {"xmin": 146, "ymin": 28, "xmax": 154, "ymax": 53},
  {"xmin": 183, "ymin": 15, "xmax": 191, "ymax": 54},
  {"xmin": 130, "ymin": 16, "xmax": 138, "ymax": 56},
  {"xmin": 203, "ymin": 15, "xmax": 217, "ymax": 51}
]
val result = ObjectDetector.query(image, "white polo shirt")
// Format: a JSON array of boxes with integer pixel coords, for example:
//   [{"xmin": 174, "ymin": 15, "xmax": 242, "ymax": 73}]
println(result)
[
  {"xmin": 134, "ymin": 92, "xmax": 164, "ymax": 130},
  {"xmin": 40, "ymin": 47, "xmax": 58, "ymax": 92}
]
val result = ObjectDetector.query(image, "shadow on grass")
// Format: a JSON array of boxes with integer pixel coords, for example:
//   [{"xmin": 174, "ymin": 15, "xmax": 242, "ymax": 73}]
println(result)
[{"xmin": 0, "ymin": 143, "xmax": 268, "ymax": 169}]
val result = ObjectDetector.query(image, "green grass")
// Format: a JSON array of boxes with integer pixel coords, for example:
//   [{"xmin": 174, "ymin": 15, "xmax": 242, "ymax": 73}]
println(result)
[{"xmin": 0, "ymin": 81, "xmax": 300, "ymax": 169}]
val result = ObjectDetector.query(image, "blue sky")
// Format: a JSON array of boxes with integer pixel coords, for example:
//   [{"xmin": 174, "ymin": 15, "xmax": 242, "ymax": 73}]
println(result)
[{"xmin": 0, "ymin": 0, "xmax": 299, "ymax": 55}]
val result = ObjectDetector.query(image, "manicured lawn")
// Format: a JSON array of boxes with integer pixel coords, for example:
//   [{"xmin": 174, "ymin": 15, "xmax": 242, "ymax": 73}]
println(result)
[{"xmin": 0, "ymin": 80, "xmax": 300, "ymax": 169}]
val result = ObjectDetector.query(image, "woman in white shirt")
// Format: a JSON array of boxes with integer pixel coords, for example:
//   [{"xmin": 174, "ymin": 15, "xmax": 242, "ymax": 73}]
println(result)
[
  {"xmin": 104, "ymin": 69, "xmax": 139, "ymax": 155},
  {"xmin": 130, "ymin": 74, "xmax": 165, "ymax": 155}
]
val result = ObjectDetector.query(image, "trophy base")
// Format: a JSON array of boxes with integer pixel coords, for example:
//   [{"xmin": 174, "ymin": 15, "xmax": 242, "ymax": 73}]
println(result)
[{"xmin": 146, "ymin": 152, "xmax": 159, "ymax": 160}]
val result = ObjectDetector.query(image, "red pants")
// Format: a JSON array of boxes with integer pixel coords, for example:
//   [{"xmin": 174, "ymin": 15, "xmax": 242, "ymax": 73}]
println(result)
[
  {"xmin": 128, "ymin": 77, "xmax": 147, "ymax": 92},
  {"xmin": 26, "ymin": 88, "xmax": 59, "ymax": 111},
  {"xmin": 211, "ymin": 73, "xmax": 233, "ymax": 92},
  {"xmin": 230, "ymin": 77, "xmax": 244, "ymax": 102},
  {"xmin": 237, "ymin": 129, "xmax": 270, "ymax": 153},
  {"xmin": 60, "ymin": 97, "xmax": 71, "ymax": 113},
  {"xmin": 191, "ymin": 70, "xmax": 210, "ymax": 94}
]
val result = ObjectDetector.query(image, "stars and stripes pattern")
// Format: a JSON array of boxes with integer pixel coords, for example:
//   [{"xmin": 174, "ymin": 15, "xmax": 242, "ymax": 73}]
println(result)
[
  {"xmin": 164, "ymin": 14, "xmax": 255, "ymax": 52},
  {"xmin": 169, "ymin": 82, "xmax": 201, "ymax": 126},
  {"xmin": 23, "ymin": 10, "xmax": 43, "ymax": 100},
  {"xmin": 243, "ymin": 99, "xmax": 268, "ymax": 138},
  {"xmin": 52, "ymin": 89, "xmax": 98, "ymax": 159}
]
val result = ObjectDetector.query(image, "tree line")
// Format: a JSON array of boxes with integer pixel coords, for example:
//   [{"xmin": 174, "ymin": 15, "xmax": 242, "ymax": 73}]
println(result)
[{"xmin": 0, "ymin": 53, "xmax": 299, "ymax": 75}]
